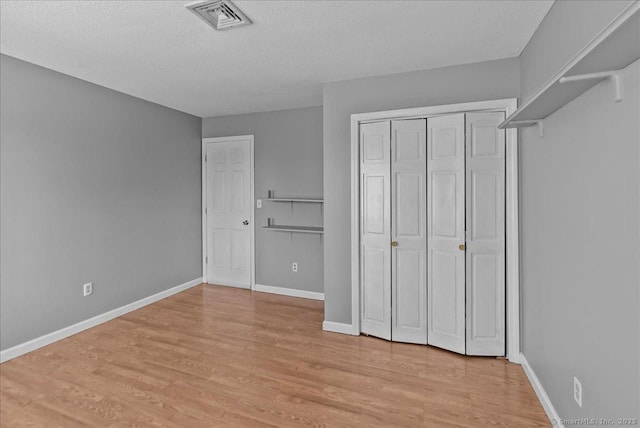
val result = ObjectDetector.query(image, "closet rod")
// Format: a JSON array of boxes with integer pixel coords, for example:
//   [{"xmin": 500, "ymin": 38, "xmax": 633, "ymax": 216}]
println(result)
[
  {"xmin": 559, "ymin": 70, "xmax": 623, "ymax": 102},
  {"xmin": 505, "ymin": 120, "xmax": 544, "ymax": 138}
]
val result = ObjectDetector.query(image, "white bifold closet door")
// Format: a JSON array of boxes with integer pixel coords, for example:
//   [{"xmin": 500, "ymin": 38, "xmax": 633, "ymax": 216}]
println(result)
[
  {"xmin": 426, "ymin": 114, "xmax": 467, "ymax": 354},
  {"xmin": 465, "ymin": 112, "xmax": 505, "ymax": 356},
  {"xmin": 360, "ymin": 121, "xmax": 392, "ymax": 340},
  {"xmin": 426, "ymin": 112, "xmax": 505, "ymax": 355},
  {"xmin": 391, "ymin": 119, "xmax": 427, "ymax": 344},
  {"xmin": 360, "ymin": 112, "xmax": 505, "ymax": 356},
  {"xmin": 360, "ymin": 119, "xmax": 427, "ymax": 343}
]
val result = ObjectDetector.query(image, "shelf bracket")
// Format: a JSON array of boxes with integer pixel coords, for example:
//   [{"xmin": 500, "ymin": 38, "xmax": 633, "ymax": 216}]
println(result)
[
  {"xmin": 508, "ymin": 120, "xmax": 544, "ymax": 138},
  {"xmin": 559, "ymin": 70, "xmax": 623, "ymax": 102}
]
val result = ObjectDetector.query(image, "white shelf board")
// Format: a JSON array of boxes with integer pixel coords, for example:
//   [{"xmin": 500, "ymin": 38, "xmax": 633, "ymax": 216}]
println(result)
[
  {"xmin": 264, "ymin": 198, "xmax": 323, "ymax": 203},
  {"xmin": 263, "ymin": 225, "xmax": 324, "ymax": 234},
  {"xmin": 499, "ymin": 2, "xmax": 640, "ymax": 128}
]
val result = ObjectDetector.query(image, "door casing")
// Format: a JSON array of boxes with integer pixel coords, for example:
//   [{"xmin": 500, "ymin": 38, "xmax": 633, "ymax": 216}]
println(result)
[
  {"xmin": 348, "ymin": 99, "xmax": 520, "ymax": 363},
  {"xmin": 202, "ymin": 135, "xmax": 256, "ymax": 290}
]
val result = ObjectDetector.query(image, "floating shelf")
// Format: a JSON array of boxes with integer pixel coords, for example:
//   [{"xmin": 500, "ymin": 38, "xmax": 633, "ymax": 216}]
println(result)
[
  {"xmin": 262, "ymin": 192, "xmax": 323, "ymax": 235},
  {"xmin": 499, "ymin": 3, "xmax": 640, "ymax": 131},
  {"xmin": 264, "ymin": 198, "xmax": 323, "ymax": 203},
  {"xmin": 263, "ymin": 225, "xmax": 324, "ymax": 234}
]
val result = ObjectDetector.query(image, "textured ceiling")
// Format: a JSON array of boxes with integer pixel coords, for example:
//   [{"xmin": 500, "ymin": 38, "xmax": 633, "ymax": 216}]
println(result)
[{"xmin": 0, "ymin": 1, "xmax": 553, "ymax": 118}]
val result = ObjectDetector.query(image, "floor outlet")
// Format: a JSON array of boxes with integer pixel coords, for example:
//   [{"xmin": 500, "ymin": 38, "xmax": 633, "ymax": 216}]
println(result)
[
  {"xmin": 83, "ymin": 282, "xmax": 93, "ymax": 297},
  {"xmin": 573, "ymin": 376, "xmax": 582, "ymax": 407}
]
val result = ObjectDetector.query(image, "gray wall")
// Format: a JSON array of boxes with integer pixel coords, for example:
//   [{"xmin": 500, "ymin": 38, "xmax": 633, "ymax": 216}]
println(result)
[
  {"xmin": 202, "ymin": 107, "xmax": 323, "ymax": 293},
  {"xmin": 0, "ymin": 55, "xmax": 202, "ymax": 351},
  {"xmin": 519, "ymin": 1, "xmax": 639, "ymax": 423},
  {"xmin": 322, "ymin": 58, "xmax": 520, "ymax": 323}
]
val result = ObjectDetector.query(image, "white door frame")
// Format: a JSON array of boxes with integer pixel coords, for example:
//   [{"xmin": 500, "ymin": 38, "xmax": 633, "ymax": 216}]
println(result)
[
  {"xmin": 202, "ymin": 135, "xmax": 256, "ymax": 291},
  {"xmin": 350, "ymin": 99, "xmax": 521, "ymax": 363}
]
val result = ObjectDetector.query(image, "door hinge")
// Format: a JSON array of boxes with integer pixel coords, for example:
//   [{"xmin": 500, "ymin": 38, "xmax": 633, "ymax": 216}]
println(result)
[
  {"xmin": 205, "ymin": 207, "xmax": 207, "ymax": 214},
  {"xmin": 205, "ymin": 256, "xmax": 208, "ymax": 263},
  {"xmin": 204, "ymin": 154, "xmax": 207, "ymax": 162}
]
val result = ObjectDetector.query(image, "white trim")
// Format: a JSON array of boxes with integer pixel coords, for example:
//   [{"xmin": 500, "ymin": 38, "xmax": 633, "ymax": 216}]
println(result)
[
  {"xmin": 202, "ymin": 139, "xmax": 208, "ymax": 282},
  {"xmin": 350, "ymin": 98, "xmax": 521, "ymax": 362},
  {"xmin": 322, "ymin": 321, "xmax": 358, "ymax": 335},
  {"xmin": 0, "ymin": 278, "xmax": 203, "ymax": 363},
  {"xmin": 354, "ymin": 99, "xmax": 517, "ymax": 123},
  {"xmin": 504, "ymin": 99, "xmax": 520, "ymax": 364},
  {"xmin": 202, "ymin": 135, "xmax": 255, "ymax": 291},
  {"xmin": 350, "ymin": 113, "xmax": 361, "ymax": 336},
  {"xmin": 520, "ymin": 353, "xmax": 564, "ymax": 428},
  {"xmin": 254, "ymin": 284, "xmax": 324, "ymax": 301}
]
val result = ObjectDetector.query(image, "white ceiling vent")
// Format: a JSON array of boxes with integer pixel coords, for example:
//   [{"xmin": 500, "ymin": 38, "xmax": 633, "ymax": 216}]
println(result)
[{"xmin": 186, "ymin": 0, "xmax": 252, "ymax": 31}]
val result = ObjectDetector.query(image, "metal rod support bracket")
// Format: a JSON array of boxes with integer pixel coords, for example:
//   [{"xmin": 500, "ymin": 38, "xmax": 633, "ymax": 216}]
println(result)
[
  {"xmin": 559, "ymin": 70, "xmax": 623, "ymax": 102},
  {"xmin": 508, "ymin": 120, "xmax": 544, "ymax": 138}
]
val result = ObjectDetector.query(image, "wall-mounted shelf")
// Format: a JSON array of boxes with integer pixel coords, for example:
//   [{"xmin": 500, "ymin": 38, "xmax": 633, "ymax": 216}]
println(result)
[
  {"xmin": 264, "ymin": 198, "xmax": 323, "ymax": 203},
  {"xmin": 263, "ymin": 225, "xmax": 324, "ymax": 234},
  {"xmin": 261, "ymin": 190, "xmax": 324, "ymax": 236},
  {"xmin": 498, "ymin": 3, "xmax": 640, "ymax": 133}
]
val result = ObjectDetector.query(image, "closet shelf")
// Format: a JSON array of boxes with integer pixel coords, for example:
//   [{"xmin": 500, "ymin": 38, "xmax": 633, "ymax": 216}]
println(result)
[
  {"xmin": 498, "ymin": 3, "xmax": 640, "ymax": 132},
  {"xmin": 262, "ymin": 225, "xmax": 324, "ymax": 234}
]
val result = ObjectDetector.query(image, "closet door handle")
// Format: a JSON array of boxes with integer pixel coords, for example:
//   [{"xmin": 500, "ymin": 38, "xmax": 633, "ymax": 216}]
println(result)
[
  {"xmin": 459, "ymin": 244, "xmax": 466, "ymax": 251},
  {"xmin": 391, "ymin": 241, "xmax": 398, "ymax": 247}
]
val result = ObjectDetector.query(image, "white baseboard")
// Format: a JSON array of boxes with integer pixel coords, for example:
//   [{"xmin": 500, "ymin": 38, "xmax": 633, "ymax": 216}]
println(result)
[
  {"xmin": 322, "ymin": 320, "xmax": 358, "ymax": 336},
  {"xmin": 520, "ymin": 353, "xmax": 564, "ymax": 428},
  {"xmin": 508, "ymin": 350, "xmax": 522, "ymax": 364},
  {"xmin": 254, "ymin": 284, "xmax": 324, "ymax": 301},
  {"xmin": 0, "ymin": 277, "xmax": 203, "ymax": 363}
]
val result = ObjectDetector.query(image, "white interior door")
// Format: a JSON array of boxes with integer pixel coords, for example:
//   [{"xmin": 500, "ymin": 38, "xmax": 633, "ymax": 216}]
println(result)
[
  {"xmin": 465, "ymin": 112, "xmax": 506, "ymax": 356},
  {"xmin": 391, "ymin": 119, "xmax": 427, "ymax": 344},
  {"xmin": 427, "ymin": 114, "xmax": 466, "ymax": 354},
  {"xmin": 360, "ymin": 121, "xmax": 392, "ymax": 340},
  {"xmin": 206, "ymin": 139, "xmax": 252, "ymax": 288}
]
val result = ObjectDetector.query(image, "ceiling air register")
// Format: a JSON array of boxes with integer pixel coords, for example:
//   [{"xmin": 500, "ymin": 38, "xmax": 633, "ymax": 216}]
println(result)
[{"xmin": 186, "ymin": 0, "xmax": 252, "ymax": 30}]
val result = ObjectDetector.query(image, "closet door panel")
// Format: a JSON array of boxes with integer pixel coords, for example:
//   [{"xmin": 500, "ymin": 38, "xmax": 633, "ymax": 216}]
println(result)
[
  {"xmin": 395, "ymin": 174, "xmax": 421, "ymax": 236},
  {"xmin": 465, "ymin": 112, "xmax": 505, "ymax": 356},
  {"xmin": 362, "ymin": 248, "xmax": 387, "ymax": 324},
  {"xmin": 427, "ymin": 114, "xmax": 466, "ymax": 354},
  {"xmin": 391, "ymin": 119, "xmax": 427, "ymax": 344},
  {"xmin": 395, "ymin": 248, "xmax": 422, "ymax": 328},
  {"xmin": 360, "ymin": 121, "xmax": 392, "ymax": 340}
]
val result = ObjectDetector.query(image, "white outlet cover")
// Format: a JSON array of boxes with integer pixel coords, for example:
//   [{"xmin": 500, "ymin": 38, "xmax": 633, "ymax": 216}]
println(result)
[
  {"xmin": 292, "ymin": 262, "xmax": 298, "ymax": 272},
  {"xmin": 83, "ymin": 282, "xmax": 93, "ymax": 297},
  {"xmin": 573, "ymin": 376, "xmax": 582, "ymax": 407},
  {"xmin": 257, "ymin": 199, "xmax": 262, "ymax": 208}
]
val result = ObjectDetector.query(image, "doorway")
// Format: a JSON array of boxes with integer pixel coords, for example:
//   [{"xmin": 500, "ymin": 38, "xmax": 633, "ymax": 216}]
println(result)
[{"xmin": 202, "ymin": 135, "xmax": 255, "ymax": 290}]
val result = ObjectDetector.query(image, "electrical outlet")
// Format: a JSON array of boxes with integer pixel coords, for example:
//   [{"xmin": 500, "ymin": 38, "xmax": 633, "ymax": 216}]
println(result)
[
  {"xmin": 83, "ymin": 282, "xmax": 93, "ymax": 297},
  {"xmin": 574, "ymin": 376, "xmax": 582, "ymax": 407},
  {"xmin": 257, "ymin": 199, "xmax": 262, "ymax": 208},
  {"xmin": 292, "ymin": 262, "xmax": 298, "ymax": 272}
]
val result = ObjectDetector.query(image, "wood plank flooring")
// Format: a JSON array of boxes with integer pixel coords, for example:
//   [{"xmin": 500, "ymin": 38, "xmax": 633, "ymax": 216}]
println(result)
[{"xmin": 1, "ymin": 284, "xmax": 549, "ymax": 427}]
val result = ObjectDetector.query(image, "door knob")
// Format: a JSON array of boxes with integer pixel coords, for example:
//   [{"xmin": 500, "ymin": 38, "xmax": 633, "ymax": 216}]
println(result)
[
  {"xmin": 242, "ymin": 220, "xmax": 249, "ymax": 225},
  {"xmin": 459, "ymin": 244, "xmax": 466, "ymax": 251},
  {"xmin": 391, "ymin": 241, "xmax": 398, "ymax": 247}
]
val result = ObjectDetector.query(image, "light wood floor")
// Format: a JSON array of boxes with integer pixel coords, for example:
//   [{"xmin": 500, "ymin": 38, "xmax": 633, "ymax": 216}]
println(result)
[{"xmin": 1, "ymin": 284, "xmax": 549, "ymax": 427}]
